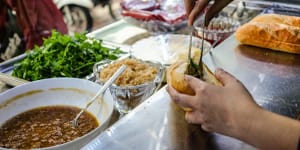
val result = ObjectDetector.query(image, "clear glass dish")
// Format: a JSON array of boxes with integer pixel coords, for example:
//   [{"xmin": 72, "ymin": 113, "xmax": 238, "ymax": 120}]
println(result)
[
  {"xmin": 194, "ymin": 13, "xmax": 240, "ymax": 46},
  {"xmin": 93, "ymin": 57, "xmax": 165, "ymax": 115}
]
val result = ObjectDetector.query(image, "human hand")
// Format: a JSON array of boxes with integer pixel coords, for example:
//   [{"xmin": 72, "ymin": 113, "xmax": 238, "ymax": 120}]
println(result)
[
  {"xmin": 185, "ymin": 0, "xmax": 233, "ymax": 26},
  {"xmin": 166, "ymin": 68, "xmax": 262, "ymax": 137}
]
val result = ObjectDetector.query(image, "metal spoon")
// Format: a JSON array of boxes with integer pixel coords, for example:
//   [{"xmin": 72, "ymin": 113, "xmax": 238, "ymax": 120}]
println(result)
[{"xmin": 71, "ymin": 64, "xmax": 126, "ymax": 127}]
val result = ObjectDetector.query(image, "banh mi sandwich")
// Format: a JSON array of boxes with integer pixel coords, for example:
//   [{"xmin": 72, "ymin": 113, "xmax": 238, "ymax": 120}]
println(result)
[{"xmin": 167, "ymin": 48, "xmax": 222, "ymax": 111}]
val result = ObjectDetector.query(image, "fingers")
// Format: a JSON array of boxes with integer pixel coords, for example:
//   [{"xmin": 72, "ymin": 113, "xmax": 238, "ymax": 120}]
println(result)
[
  {"xmin": 214, "ymin": 68, "xmax": 241, "ymax": 87},
  {"xmin": 166, "ymin": 85, "xmax": 196, "ymax": 110},
  {"xmin": 184, "ymin": 0, "xmax": 196, "ymax": 18},
  {"xmin": 201, "ymin": 124, "xmax": 213, "ymax": 132},
  {"xmin": 205, "ymin": 0, "xmax": 233, "ymax": 24},
  {"xmin": 184, "ymin": 75, "xmax": 206, "ymax": 90},
  {"xmin": 185, "ymin": 111, "xmax": 202, "ymax": 124},
  {"xmin": 185, "ymin": 111, "xmax": 213, "ymax": 132},
  {"xmin": 188, "ymin": 0, "xmax": 210, "ymax": 26}
]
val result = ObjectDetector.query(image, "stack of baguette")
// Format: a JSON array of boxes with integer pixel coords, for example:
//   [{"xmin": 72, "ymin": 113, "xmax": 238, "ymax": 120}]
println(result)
[{"xmin": 235, "ymin": 14, "xmax": 300, "ymax": 54}]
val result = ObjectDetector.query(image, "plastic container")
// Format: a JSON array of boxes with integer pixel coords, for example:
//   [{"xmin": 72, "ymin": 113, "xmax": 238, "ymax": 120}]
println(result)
[{"xmin": 121, "ymin": 0, "xmax": 187, "ymax": 33}]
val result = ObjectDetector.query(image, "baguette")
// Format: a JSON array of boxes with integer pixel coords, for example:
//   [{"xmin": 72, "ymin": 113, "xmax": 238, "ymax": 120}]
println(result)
[
  {"xmin": 250, "ymin": 14, "xmax": 300, "ymax": 27},
  {"xmin": 167, "ymin": 61, "xmax": 222, "ymax": 111},
  {"xmin": 235, "ymin": 14, "xmax": 300, "ymax": 54}
]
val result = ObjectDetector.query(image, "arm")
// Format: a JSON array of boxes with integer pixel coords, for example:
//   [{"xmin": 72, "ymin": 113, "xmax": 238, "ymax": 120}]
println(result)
[
  {"xmin": 242, "ymin": 107, "xmax": 300, "ymax": 150},
  {"xmin": 184, "ymin": 0, "xmax": 233, "ymax": 26},
  {"xmin": 166, "ymin": 68, "xmax": 300, "ymax": 150}
]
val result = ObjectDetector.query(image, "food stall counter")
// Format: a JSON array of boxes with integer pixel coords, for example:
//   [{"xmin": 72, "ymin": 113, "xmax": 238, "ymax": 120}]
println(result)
[
  {"xmin": 82, "ymin": 86, "xmax": 257, "ymax": 150},
  {"xmin": 0, "ymin": 0, "xmax": 299, "ymax": 149},
  {"xmin": 82, "ymin": 32, "xmax": 300, "ymax": 150}
]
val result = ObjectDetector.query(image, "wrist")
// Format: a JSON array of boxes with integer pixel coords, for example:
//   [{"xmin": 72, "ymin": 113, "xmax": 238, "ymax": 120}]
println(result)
[{"xmin": 230, "ymin": 104, "xmax": 265, "ymax": 140}]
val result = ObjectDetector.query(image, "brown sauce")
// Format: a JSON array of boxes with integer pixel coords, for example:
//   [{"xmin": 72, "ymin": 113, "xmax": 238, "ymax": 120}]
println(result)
[{"xmin": 0, "ymin": 105, "xmax": 99, "ymax": 149}]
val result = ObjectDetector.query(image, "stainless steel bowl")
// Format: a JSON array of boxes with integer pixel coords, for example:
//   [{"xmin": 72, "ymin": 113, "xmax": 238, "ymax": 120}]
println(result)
[{"xmin": 93, "ymin": 57, "xmax": 165, "ymax": 114}]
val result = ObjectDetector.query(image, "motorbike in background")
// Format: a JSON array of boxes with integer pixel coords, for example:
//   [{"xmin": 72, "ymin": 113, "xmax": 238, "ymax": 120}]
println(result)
[
  {"xmin": 0, "ymin": 0, "xmax": 116, "ymax": 62},
  {"xmin": 54, "ymin": 0, "xmax": 117, "ymax": 35}
]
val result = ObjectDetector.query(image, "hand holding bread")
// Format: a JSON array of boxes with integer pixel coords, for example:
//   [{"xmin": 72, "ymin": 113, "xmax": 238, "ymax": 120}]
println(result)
[
  {"xmin": 167, "ymin": 61, "xmax": 222, "ymax": 95},
  {"xmin": 166, "ymin": 48, "xmax": 222, "ymax": 111}
]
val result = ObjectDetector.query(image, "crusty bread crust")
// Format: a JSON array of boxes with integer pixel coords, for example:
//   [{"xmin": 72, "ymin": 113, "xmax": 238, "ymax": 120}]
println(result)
[
  {"xmin": 250, "ymin": 14, "xmax": 300, "ymax": 28},
  {"xmin": 167, "ymin": 61, "xmax": 222, "ymax": 95},
  {"xmin": 235, "ymin": 14, "xmax": 300, "ymax": 54},
  {"xmin": 202, "ymin": 63, "xmax": 223, "ymax": 87},
  {"xmin": 167, "ymin": 61, "xmax": 194, "ymax": 95},
  {"xmin": 167, "ymin": 61, "xmax": 222, "ymax": 111}
]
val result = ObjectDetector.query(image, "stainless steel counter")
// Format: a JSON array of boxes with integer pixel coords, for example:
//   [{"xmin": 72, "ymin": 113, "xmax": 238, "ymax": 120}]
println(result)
[
  {"xmin": 0, "ymin": 0, "xmax": 298, "ymax": 149},
  {"xmin": 82, "ymin": 31, "xmax": 300, "ymax": 149},
  {"xmin": 82, "ymin": 86, "xmax": 256, "ymax": 150},
  {"xmin": 204, "ymin": 36, "xmax": 300, "ymax": 118},
  {"xmin": 81, "ymin": 1, "xmax": 300, "ymax": 149}
]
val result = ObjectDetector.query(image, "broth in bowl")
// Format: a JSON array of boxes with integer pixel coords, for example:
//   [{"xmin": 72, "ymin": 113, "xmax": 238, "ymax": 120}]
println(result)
[
  {"xmin": 0, "ymin": 78, "xmax": 114, "ymax": 150},
  {"xmin": 0, "ymin": 105, "xmax": 98, "ymax": 149}
]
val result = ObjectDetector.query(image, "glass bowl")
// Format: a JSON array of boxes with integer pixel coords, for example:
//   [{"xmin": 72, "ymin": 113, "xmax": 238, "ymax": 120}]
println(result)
[
  {"xmin": 131, "ymin": 34, "xmax": 212, "ymax": 65},
  {"xmin": 93, "ymin": 57, "xmax": 165, "ymax": 115},
  {"xmin": 194, "ymin": 14, "xmax": 240, "ymax": 46}
]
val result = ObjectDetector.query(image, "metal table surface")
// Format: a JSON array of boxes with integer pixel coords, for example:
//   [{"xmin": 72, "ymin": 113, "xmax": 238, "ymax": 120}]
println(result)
[
  {"xmin": 82, "ymin": 87, "xmax": 256, "ymax": 150},
  {"xmin": 0, "ymin": 1, "xmax": 298, "ymax": 149},
  {"xmin": 82, "ymin": 34, "xmax": 300, "ymax": 149},
  {"xmin": 205, "ymin": 36, "xmax": 300, "ymax": 118}
]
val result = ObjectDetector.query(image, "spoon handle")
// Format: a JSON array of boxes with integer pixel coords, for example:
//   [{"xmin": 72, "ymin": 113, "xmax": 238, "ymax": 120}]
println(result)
[
  {"xmin": 86, "ymin": 64, "xmax": 126, "ymax": 108},
  {"xmin": 72, "ymin": 65, "xmax": 126, "ymax": 127}
]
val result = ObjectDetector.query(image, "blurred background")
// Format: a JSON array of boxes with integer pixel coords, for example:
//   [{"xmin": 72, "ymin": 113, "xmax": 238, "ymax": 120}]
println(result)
[
  {"xmin": 91, "ymin": 0, "xmax": 121, "ymax": 31},
  {"xmin": 1, "ymin": 0, "xmax": 300, "ymax": 62},
  {"xmin": 0, "ymin": 0, "xmax": 122, "ymax": 62}
]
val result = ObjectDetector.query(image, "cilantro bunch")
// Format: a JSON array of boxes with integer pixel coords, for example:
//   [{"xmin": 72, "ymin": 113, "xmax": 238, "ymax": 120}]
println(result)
[{"xmin": 12, "ymin": 31, "xmax": 125, "ymax": 81}]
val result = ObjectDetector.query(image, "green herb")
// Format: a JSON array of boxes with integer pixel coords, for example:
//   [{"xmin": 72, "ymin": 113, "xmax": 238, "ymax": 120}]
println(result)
[
  {"xmin": 12, "ymin": 30, "xmax": 125, "ymax": 81},
  {"xmin": 188, "ymin": 58, "xmax": 201, "ymax": 79}
]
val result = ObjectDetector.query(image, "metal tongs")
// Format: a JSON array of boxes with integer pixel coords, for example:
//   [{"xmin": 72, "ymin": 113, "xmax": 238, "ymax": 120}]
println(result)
[{"xmin": 187, "ymin": 13, "xmax": 206, "ymax": 79}]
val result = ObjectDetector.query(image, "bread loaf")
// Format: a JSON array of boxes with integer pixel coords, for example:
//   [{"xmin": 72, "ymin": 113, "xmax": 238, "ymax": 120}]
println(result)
[
  {"xmin": 235, "ymin": 14, "xmax": 300, "ymax": 54},
  {"xmin": 167, "ymin": 60, "xmax": 222, "ymax": 111},
  {"xmin": 250, "ymin": 14, "xmax": 300, "ymax": 27}
]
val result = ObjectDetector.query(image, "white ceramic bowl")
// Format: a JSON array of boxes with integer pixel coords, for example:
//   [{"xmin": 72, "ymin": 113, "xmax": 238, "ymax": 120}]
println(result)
[{"xmin": 0, "ymin": 78, "xmax": 114, "ymax": 150}]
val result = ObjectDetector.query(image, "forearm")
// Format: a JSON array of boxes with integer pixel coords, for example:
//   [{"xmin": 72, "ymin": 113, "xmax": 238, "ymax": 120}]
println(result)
[{"xmin": 236, "ymin": 108, "xmax": 300, "ymax": 150}]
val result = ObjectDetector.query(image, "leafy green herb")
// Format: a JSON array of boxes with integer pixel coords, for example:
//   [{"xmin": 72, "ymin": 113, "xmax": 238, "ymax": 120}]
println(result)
[
  {"xmin": 12, "ymin": 30, "xmax": 125, "ymax": 81},
  {"xmin": 188, "ymin": 58, "xmax": 201, "ymax": 79}
]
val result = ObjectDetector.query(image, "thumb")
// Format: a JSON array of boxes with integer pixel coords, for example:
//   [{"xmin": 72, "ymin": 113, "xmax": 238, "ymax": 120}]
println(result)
[{"xmin": 215, "ymin": 68, "xmax": 239, "ymax": 87}]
